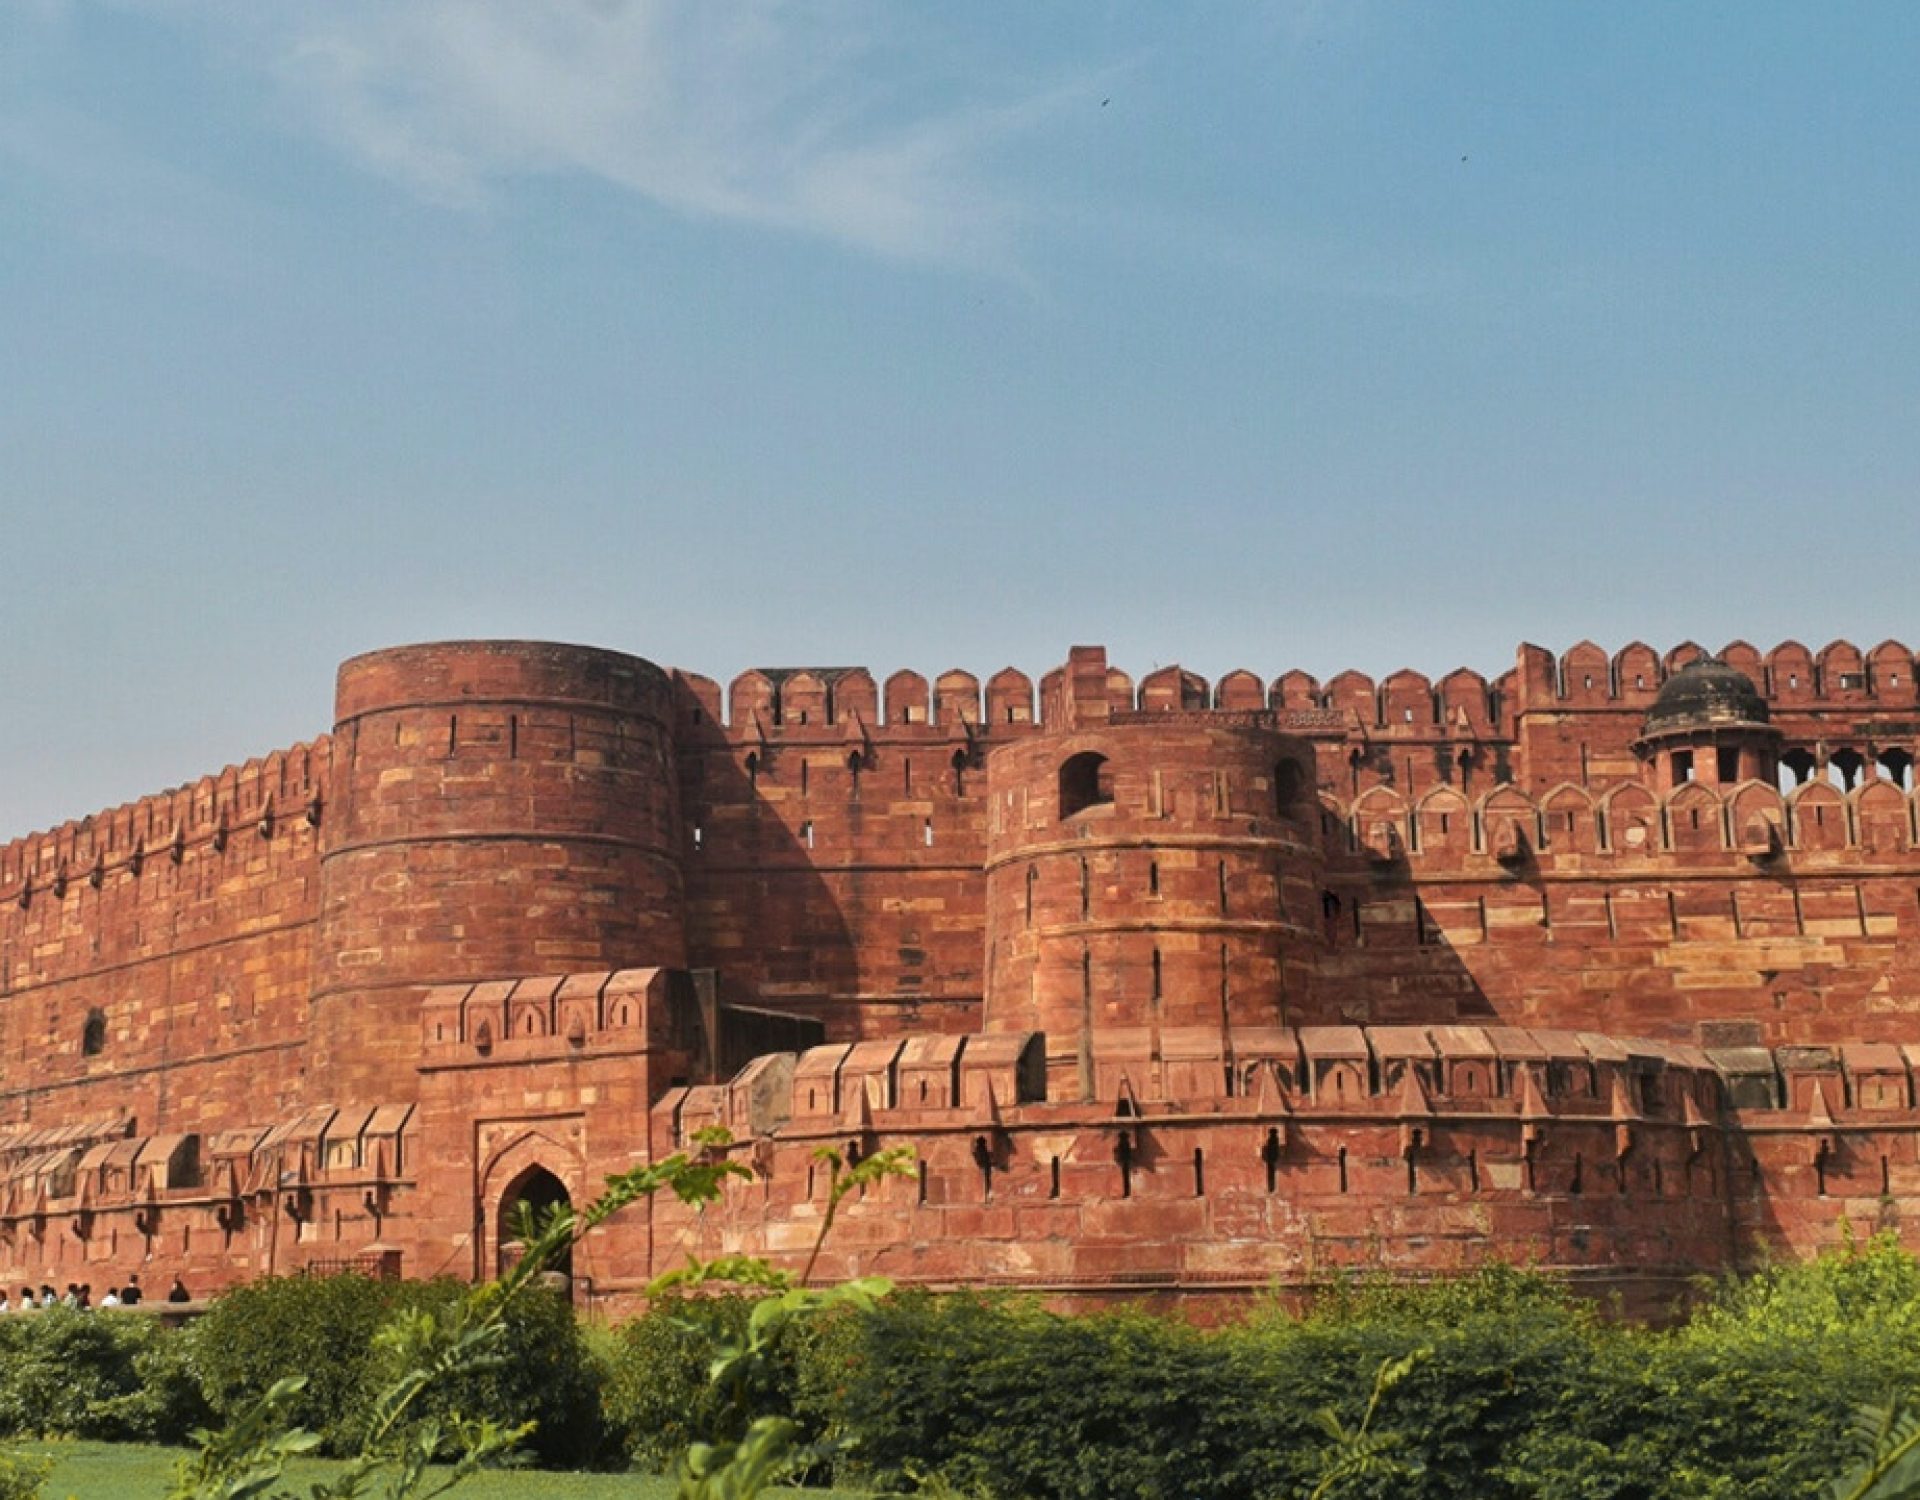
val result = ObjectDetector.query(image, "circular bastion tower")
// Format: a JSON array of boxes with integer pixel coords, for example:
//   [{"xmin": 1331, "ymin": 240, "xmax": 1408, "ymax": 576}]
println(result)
[
  {"xmin": 983, "ymin": 714, "xmax": 1325, "ymax": 1101},
  {"xmin": 311, "ymin": 641, "xmax": 688, "ymax": 1102}
]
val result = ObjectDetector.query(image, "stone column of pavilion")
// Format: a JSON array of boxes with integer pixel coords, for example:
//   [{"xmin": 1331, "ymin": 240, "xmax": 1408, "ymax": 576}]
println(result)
[
  {"xmin": 310, "ymin": 641, "xmax": 689, "ymax": 1103},
  {"xmin": 981, "ymin": 647, "xmax": 1326, "ymax": 1102}
]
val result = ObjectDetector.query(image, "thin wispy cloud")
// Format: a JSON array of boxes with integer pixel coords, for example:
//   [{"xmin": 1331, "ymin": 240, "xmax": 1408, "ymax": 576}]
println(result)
[{"xmin": 128, "ymin": 0, "xmax": 1075, "ymax": 269}]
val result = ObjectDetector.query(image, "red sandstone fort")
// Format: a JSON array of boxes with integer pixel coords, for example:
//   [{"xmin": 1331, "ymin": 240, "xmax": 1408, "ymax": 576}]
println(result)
[{"xmin": 4, "ymin": 636, "xmax": 1920, "ymax": 1312}]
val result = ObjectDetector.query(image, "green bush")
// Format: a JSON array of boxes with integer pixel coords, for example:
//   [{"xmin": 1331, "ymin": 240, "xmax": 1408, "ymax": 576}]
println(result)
[
  {"xmin": 821, "ymin": 1290, "xmax": 1263, "ymax": 1500},
  {"xmin": 1522, "ymin": 1234, "xmax": 1920, "ymax": 1500},
  {"xmin": 0, "ymin": 1448, "xmax": 49, "ymax": 1500},
  {"xmin": 355, "ymin": 1278, "xmax": 606, "ymax": 1469},
  {"xmin": 189, "ymin": 1273, "xmax": 405, "ymax": 1450},
  {"xmin": 192, "ymin": 1271, "xmax": 603, "ymax": 1466},
  {"xmin": 604, "ymin": 1295, "xmax": 754, "ymax": 1471},
  {"xmin": 0, "ymin": 1306, "xmax": 203, "ymax": 1441}
]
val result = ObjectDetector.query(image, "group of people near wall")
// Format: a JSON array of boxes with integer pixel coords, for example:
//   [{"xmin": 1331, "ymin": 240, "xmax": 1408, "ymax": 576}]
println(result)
[{"xmin": 0, "ymin": 1273, "xmax": 192, "ymax": 1310}]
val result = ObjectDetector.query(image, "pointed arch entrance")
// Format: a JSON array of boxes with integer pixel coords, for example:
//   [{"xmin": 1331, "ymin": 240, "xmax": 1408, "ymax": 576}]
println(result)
[{"xmin": 496, "ymin": 1164, "xmax": 573, "ymax": 1281}]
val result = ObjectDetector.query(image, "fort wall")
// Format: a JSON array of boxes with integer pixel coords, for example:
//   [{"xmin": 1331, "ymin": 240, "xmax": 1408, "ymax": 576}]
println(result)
[
  {"xmin": 4, "ymin": 636, "xmax": 1920, "ymax": 1308},
  {"xmin": 0, "ymin": 742, "xmax": 329, "ymax": 1138}
]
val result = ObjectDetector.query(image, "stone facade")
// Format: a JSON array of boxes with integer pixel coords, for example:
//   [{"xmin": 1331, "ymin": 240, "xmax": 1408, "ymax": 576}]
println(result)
[{"xmin": 4, "ymin": 636, "xmax": 1920, "ymax": 1313}]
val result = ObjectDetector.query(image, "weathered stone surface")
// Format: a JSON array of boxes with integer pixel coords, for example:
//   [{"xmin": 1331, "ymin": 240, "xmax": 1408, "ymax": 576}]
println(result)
[{"xmin": 5, "ymin": 637, "xmax": 1920, "ymax": 1314}]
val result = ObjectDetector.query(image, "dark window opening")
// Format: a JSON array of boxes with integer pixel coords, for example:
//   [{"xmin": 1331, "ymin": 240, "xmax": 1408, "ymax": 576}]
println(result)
[
  {"xmin": 499, "ymin": 1166, "xmax": 572, "ymax": 1281},
  {"xmin": 1274, "ymin": 760, "xmax": 1307, "ymax": 816},
  {"xmin": 1780, "ymin": 748, "xmax": 1816, "ymax": 793},
  {"xmin": 1672, "ymin": 750, "xmax": 1694, "ymax": 783},
  {"xmin": 1830, "ymin": 749, "xmax": 1865, "ymax": 792},
  {"xmin": 1879, "ymin": 749, "xmax": 1915, "ymax": 792},
  {"xmin": 1717, "ymin": 747, "xmax": 1741, "ymax": 783},
  {"xmin": 82, "ymin": 1008, "xmax": 106, "ymax": 1057},
  {"xmin": 1059, "ymin": 752, "xmax": 1114, "ymax": 818},
  {"xmin": 1148, "ymin": 860, "xmax": 1159, "ymax": 897}
]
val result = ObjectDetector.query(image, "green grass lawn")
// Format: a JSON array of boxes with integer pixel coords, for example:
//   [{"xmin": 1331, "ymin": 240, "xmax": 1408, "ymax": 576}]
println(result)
[{"xmin": 14, "ymin": 1441, "xmax": 872, "ymax": 1499}]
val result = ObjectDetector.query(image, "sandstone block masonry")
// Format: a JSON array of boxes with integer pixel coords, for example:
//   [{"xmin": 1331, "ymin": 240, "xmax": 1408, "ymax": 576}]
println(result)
[{"xmin": 2, "ymin": 636, "xmax": 1920, "ymax": 1313}]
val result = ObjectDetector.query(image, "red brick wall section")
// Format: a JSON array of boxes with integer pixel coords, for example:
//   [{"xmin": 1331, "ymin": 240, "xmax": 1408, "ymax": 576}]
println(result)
[
  {"xmin": 6, "ymin": 637, "xmax": 1920, "ymax": 1308},
  {"xmin": 0, "ymin": 742, "xmax": 329, "ymax": 1139},
  {"xmin": 313, "ymin": 642, "xmax": 688, "ymax": 1103}
]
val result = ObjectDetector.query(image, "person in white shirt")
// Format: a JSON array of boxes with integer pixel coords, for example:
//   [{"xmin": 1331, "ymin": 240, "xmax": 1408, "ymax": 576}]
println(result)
[{"xmin": 100, "ymin": 1289, "xmax": 120, "ymax": 1308}]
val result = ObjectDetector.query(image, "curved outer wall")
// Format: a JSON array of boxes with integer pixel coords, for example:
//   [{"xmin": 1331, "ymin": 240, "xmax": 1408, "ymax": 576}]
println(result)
[
  {"xmin": 984, "ymin": 718, "xmax": 1324, "ymax": 1098},
  {"xmin": 312, "ymin": 642, "xmax": 687, "ymax": 1101}
]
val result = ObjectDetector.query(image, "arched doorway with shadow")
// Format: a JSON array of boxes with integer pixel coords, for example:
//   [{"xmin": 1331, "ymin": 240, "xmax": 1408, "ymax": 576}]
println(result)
[{"xmin": 497, "ymin": 1164, "xmax": 573, "ymax": 1282}]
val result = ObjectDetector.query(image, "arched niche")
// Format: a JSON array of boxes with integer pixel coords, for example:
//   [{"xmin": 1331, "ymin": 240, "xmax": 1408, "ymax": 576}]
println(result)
[
  {"xmin": 1855, "ymin": 780, "xmax": 1911, "ymax": 853},
  {"xmin": 1541, "ymin": 784, "xmax": 1598, "ymax": 854},
  {"xmin": 1665, "ymin": 782, "xmax": 1726, "ymax": 853},
  {"xmin": 1787, "ymin": 780, "xmax": 1848, "ymax": 851}
]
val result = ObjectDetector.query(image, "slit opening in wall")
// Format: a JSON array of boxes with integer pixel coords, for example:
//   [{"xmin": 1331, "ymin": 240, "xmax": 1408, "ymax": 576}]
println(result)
[
  {"xmin": 1049, "ymin": 1156, "xmax": 1061, "ymax": 1199},
  {"xmin": 1336, "ymin": 1146, "xmax": 1348, "ymax": 1193}
]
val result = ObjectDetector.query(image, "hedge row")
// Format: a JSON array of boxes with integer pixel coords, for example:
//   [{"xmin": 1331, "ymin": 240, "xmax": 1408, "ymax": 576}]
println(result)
[{"xmin": 2, "ymin": 1239, "xmax": 1920, "ymax": 1493}]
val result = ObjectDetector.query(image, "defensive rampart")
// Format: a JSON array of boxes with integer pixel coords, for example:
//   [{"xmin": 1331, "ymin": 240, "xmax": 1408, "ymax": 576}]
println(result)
[{"xmin": 3, "ymin": 636, "xmax": 1920, "ymax": 1309}]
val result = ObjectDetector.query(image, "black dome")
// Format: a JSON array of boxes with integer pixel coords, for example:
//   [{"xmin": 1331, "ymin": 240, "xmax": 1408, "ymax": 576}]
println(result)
[{"xmin": 1642, "ymin": 658, "xmax": 1770, "ymax": 736}]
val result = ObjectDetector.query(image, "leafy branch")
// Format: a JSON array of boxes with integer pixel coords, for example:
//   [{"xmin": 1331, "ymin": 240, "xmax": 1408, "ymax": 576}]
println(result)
[{"xmin": 1305, "ymin": 1346, "xmax": 1430, "ymax": 1500}]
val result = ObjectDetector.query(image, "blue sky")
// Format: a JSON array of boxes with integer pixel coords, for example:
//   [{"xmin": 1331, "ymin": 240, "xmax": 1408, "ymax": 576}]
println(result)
[{"xmin": 4, "ymin": 2, "xmax": 1920, "ymax": 837}]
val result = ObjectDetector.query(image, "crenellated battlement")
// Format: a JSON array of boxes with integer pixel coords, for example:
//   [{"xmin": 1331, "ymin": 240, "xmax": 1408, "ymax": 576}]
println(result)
[
  {"xmin": 662, "ymin": 638, "xmax": 1920, "ymax": 744},
  {"xmin": 8, "ymin": 636, "xmax": 1920, "ymax": 1313},
  {"xmin": 0, "ymin": 736, "xmax": 331, "ymax": 907}
]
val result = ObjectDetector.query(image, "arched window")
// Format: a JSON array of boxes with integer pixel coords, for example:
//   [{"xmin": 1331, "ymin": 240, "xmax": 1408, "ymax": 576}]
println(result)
[
  {"xmin": 1058, "ymin": 752, "xmax": 1113, "ymax": 819},
  {"xmin": 81, "ymin": 1008, "xmax": 106, "ymax": 1057},
  {"xmin": 1878, "ymin": 748, "xmax": 1915, "ymax": 792},
  {"xmin": 498, "ymin": 1165, "xmax": 573, "ymax": 1280}
]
